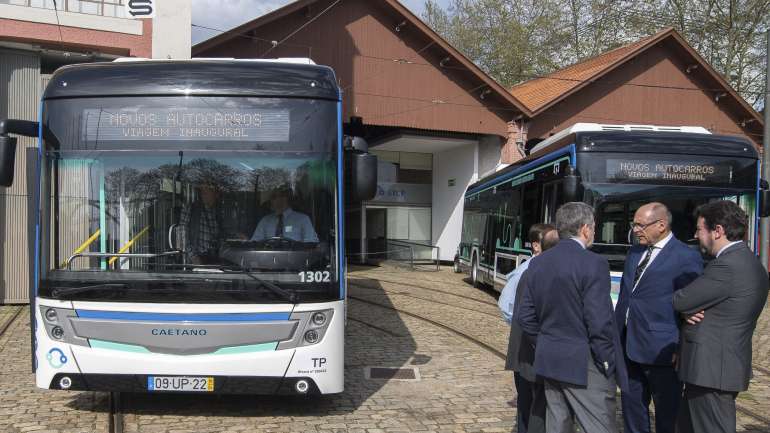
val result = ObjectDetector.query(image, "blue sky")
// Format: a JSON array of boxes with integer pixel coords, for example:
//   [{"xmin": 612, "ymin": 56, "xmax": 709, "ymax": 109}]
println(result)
[{"xmin": 191, "ymin": 0, "xmax": 451, "ymax": 45}]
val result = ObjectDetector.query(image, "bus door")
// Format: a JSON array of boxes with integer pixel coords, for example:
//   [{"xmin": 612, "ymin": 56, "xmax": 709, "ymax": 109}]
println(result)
[
  {"xmin": 481, "ymin": 212, "xmax": 495, "ymax": 271},
  {"xmin": 541, "ymin": 180, "xmax": 564, "ymax": 224}
]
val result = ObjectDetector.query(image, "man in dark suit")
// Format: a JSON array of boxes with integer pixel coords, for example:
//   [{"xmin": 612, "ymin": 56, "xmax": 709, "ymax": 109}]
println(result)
[
  {"xmin": 615, "ymin": 202, "xmax": 703, "ymax": 433},
  {"xmin": 504, "ymin": 224, "xmax": 558, "ymax": 433},
  {"xmin": 674, "ymin": 200, "xmax": 769, "ymax": 433},
  {"xmin": 516, "ymin": 202, "xmax": 627, "ymax": 433}
]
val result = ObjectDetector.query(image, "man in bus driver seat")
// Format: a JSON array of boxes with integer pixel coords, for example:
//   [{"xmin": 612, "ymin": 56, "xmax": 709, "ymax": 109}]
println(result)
[{"xmin": 251, "ymin": 187, "xmax": 319, "ymax": 243}]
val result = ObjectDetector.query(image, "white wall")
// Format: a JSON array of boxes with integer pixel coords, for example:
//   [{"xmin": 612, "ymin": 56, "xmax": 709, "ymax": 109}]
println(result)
[
  {"xmin": 477, "ymin": 135, "xmax": 502, "ymax": 178},
  {"xmin": 152, "ymin": 0, "xmax": 191, "ymax": 59},
  {"xmin": 432, "ymin": 143, "xmax": 477, "ymax": 261}
]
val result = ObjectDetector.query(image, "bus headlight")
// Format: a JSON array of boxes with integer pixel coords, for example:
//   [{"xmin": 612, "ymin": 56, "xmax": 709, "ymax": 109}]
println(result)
[
  {"xmin": 295, "ymin": 379, "xmax": 309, "ymax": 394},
  {"xmin": 51, "ymin": 326, "xmax": 65, "ymax": 340},
  {"xmin": 59, "ymin": 376, "xmax": 72, "ymax": 389},
  {"xmin": 311, "ymin": 312, "xmax": 326, "ymax": 326},
  {"xmin": 304, "ymin": 329, "xmax": 319, "ymax": 344},
  {"xmin": 44, "ymin": 308, "xmax": 58, "ymax": 323}
]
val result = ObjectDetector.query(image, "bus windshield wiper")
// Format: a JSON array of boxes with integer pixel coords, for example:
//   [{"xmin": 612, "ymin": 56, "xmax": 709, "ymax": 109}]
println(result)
[
  {"xmin": 236, "ymin": 269, "xmax": 298, "ymax": 304},
  {"xmin": 189, "ymin": 264, "xmax": 298, "ymax": 304},
  {"xmin": 51, "ymin": 283, "xmax": 128, "ymax": 297}
]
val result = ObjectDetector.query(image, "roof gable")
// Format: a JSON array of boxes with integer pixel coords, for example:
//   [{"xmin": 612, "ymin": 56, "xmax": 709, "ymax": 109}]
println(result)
[
  {"xmin": 192, "ymin": 0, "xmax": 531, "ymax": 117},
  {"xmin": 510, "ymin": 34, "xmax": 656, "ymax": 113},
  {"xmin": 510, "ymin": 28, "xmax": 763, "ymax": 135}
]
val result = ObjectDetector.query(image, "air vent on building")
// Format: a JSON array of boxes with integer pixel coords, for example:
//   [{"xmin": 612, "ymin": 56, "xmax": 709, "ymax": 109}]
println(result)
[{"xmin": 365, "ymin": 366, "xmax": 421, "ymax": 381}]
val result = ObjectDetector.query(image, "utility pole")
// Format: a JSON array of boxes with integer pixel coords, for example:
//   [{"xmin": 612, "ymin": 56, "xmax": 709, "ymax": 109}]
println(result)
[{"xmin": 761, "ymin": 30, "xmax": 770, "ymax": 271}]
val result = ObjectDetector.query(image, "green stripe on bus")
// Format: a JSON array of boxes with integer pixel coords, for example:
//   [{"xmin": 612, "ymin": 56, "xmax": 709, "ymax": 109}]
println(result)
[
  {"xmin": 90, "ymin": 339, "xmax": 150, "ymax": 353},
  {"xmin": 466, "ymin": 156, "xmax": 570, "ymax": 197},
  {"xmin": 89, "ymin": 340, "xmax": 279, "ymax": 354},
  {"xmin": 213, "ymin": 342, "xmax": 278, "ymax": 354}
]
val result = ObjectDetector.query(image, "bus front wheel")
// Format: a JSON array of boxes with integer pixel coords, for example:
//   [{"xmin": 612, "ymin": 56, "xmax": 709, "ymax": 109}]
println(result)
[
  {"xmin": 471, "ymin": 256, "xmax": 480, "ymax": 287},
  {"xmin": 453, "ymin": 255, "xmax": 461, "ymax": 273}
]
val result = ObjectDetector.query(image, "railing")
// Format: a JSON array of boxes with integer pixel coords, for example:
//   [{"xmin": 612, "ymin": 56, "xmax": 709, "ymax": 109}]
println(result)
[
  {"xmin": 386, "ymin": 240, "xmax": 440, "ymax": 271},
  {"xmin": 347, "ymin": 246, "xmax": 414, "ymax": 269},
  {"xmin": 5, "ymin": 0, "xmax": 127, "ymax": 18},
  {"xmin": 65, "ymin": 251, "xmax": 181, "ymax": 270},
  {"xmin": 346, "ymin": 240, "xmax": 441, "ymax": 271},
  {"xmin": 493, "ymin": 251, "xmax": 530, "ymax": 290}
]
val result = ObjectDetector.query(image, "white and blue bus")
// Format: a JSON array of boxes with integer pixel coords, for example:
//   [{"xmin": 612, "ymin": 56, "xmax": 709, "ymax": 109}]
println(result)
[
  {"xmin": 456, "ymin": 123, "xmax": 770, "ymax": 302},
  {"xmin": 0, "ymin": 58, "xmax": 376, "ymax": 395}
]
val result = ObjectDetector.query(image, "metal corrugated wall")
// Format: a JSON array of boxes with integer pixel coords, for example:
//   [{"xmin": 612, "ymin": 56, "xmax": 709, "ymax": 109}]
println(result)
[{"xmin": 0, "ymin": 49, "xmax": 41, "ymax": 304}]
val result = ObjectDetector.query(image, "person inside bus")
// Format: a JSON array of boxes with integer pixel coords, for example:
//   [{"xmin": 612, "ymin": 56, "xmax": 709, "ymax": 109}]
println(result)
[
  {"xmin": 500, "ymin": 223, "xmax": 558, "ymax": 433},
  {"xmin": 180, "ymin": 183, "xmax": 223, "ymax": 265},
  {"xmin": 250, "ymin": 186, "xmax": 319, "ymax": 243}
]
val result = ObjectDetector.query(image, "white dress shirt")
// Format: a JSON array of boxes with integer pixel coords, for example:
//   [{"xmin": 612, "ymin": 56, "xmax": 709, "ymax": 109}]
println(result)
[
  {"xmin": 716, "ymin": 240, "xmax": 743, "ymax": 258},
  {"xmin": 250, "ymin": 208, "xmax": 319, "ymax": 242},
  {"xmin": 632, "ymin": 231, "xmax": 673, "ymax": 291}
]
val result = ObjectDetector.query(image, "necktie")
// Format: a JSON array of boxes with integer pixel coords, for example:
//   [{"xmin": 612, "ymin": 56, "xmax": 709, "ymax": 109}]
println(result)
[
  {"xmin": 632, "ymin": 246, "xmax": 656, "ymax": 288},
  {"xmin": 275, "ymin": 213, "xmax": 284, "ymax": 237}
]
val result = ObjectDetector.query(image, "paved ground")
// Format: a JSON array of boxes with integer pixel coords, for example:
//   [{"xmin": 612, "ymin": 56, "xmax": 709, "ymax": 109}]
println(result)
[{"xmin": 0, "ymin": 265, "xmax": 768, "ymax": 432}]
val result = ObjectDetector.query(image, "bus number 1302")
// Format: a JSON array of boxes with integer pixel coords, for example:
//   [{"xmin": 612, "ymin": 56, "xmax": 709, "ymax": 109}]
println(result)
[{"xmin": 298, "ymin": 271, "xmax": 331, "ymax": 282}]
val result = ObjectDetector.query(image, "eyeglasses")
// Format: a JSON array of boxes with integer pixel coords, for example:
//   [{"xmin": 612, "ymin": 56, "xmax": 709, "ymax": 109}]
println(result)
[{"xmin": 631, "ymin": 219, "xmax": 661, "ymax": 231}]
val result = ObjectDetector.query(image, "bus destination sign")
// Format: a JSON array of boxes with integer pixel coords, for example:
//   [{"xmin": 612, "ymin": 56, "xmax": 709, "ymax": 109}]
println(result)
[
  {"xmin": 606, "ymin": 159, "xmax": 734, "ymax": 185},
  {"xmin": 83, "ymin": 108, "xmax": 290, "ymax": 142}
]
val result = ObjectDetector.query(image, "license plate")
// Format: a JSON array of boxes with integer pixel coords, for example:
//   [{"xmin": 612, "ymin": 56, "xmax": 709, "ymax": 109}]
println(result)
[{"xmin": 147, "ymin": 376, "xmax": 214, "ymax": 392}]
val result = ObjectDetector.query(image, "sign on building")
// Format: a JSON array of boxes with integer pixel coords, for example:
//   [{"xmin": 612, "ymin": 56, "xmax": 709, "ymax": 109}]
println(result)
[{"xmin": 125, "ymin": 0, "xmax": 155, "ymax": 18}]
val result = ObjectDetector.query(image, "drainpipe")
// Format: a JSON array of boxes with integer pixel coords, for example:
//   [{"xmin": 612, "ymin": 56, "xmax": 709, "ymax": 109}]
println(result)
[{"xmin": 760, "ymin": 30, "xmax": 770, "ymax": 271}]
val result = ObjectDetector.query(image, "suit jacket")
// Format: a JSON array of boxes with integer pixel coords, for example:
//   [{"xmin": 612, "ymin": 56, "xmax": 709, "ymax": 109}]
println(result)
[
  {"xmin": 516, "ymin": 239, "xmax": 628, "ymax": 391},
  {"xmin": 615, "ymin": 237, "xmax": 703, "ymax": 365},
  {"xmin": 673, "ymin": 242, "xmax": 769, "ymax": 392},
  {"xmin": 506, "ymin": 266, "xmax": 536, "ymax": 381}
]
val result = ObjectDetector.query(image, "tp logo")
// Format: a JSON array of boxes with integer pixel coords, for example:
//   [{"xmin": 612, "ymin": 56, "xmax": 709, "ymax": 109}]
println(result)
[
  {"xmin": 46, "ymin": 348, "xmax": 67, "ymax": 369},
  {"xmin": 125, "ymin": 0, "xmax": 154, "ymax": 18}
]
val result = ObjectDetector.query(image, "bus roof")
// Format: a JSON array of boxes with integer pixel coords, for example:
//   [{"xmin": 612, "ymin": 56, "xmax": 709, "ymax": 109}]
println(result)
[
  {"xmin": 113, "ymin": 57, "xmax": 317, "ymax": 65},
  {"xmin": 529, "ymin": 123, "xmax": 711, "ymax": 154},
  {"xmin": 466, "ymin": 125, "xmax": 757, "ymax": 196},
  {"xmin": 42, "ymin": 59, "xmax": 339, "ymax": 100}
]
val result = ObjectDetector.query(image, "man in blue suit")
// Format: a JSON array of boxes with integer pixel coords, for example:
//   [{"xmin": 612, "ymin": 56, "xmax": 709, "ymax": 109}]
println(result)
[
  {"xmin": 615, "ymin": 202, "xmax": 703, "ymax": 433},
  {"xmin": 516, "ymin": 202, "xmax": 627, "ymax": 433}
]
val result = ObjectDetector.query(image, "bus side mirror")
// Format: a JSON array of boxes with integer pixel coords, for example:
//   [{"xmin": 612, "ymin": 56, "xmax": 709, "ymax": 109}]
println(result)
[
  {"xmin": 0, "ymin": 135, "xmax": 17, "ymax": 187},
  {"xmin": 760, "ymin": 179, "xmax": 770, "ymax": 217},
  {"xmin": 563, "ymin": 165, "xmax": 582, "ymax": 202},
  {"xmin": 344, "ymin": 136, "xmax": 377, "ymax": 202},
  {"xmin": 347, "ymin": 152, "xmax": 377, "ymax": 202},
  {"xmin": 0, "ymin": 119, "xmax": 39, "ymax": 188}
]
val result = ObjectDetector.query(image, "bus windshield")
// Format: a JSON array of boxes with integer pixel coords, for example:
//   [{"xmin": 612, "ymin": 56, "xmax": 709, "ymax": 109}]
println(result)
[
  {"xmin": 39, "ymin": 96, "xmax": 340, "ymax": 303},
  {"xmin": 586, "ymin": 183, "xmax": 756, "ymax": 271}
]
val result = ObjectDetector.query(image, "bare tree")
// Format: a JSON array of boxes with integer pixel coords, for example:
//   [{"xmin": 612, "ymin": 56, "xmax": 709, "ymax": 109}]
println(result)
[{"xmin": 422, "ymin": 0, "xmax": 769, "ymax": 108}]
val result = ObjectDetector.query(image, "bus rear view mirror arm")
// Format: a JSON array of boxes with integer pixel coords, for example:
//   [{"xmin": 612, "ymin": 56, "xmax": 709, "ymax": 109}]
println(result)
[
  {"xmin": 0, "ymin": 119, "xmax": 38, "ymax": 188},
  {"xmin": 759, "ymin": 179, "xmax": 770, "ymax": 217}
]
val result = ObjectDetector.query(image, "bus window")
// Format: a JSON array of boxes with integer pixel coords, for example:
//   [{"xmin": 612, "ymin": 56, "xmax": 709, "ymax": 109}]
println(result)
[
  {"xmin": 520, "ymin": 184, "xmax": 541, "ymax": 249},
  {"xmin": 589, "ymin": 183, "xmax": 757, "ymax": 268}
]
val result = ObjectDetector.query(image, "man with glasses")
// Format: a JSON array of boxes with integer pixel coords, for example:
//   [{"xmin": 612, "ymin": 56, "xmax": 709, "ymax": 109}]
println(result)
[{"xmin": 615, "ymin": 202, "xmax": 702, "ymax": 433}]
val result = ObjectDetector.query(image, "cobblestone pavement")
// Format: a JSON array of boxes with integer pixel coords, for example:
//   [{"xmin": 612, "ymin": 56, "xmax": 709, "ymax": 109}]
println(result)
[{"xmin": 0, "ymin": 266, "xmax": 769, "ymax": 432}]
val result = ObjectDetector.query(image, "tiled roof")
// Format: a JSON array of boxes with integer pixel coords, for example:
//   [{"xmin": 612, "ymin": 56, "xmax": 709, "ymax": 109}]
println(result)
[{"xmin": 510, "ymin": 33, "xmax": 659, "ymax": 113}]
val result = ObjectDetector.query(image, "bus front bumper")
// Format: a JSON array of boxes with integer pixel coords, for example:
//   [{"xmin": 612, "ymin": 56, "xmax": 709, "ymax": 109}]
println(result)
[{"xmin": 47, "ymin": 373, "xmax": 324, "ymax": 395}]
